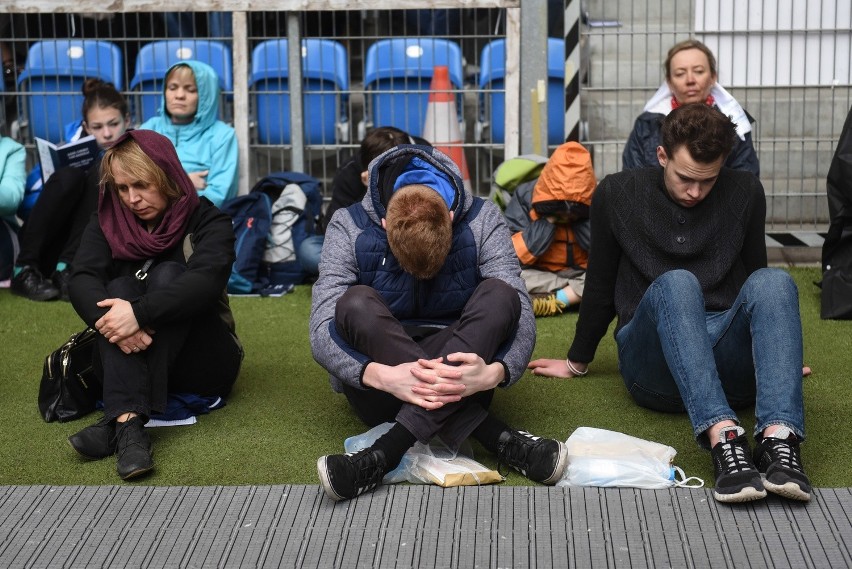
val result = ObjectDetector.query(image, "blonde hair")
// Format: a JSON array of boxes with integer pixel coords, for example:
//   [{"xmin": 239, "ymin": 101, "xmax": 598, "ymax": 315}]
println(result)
[
  {"xmin": 385, "ymin": 184, "xmax": 452, "ymax": 280},
  {"xmin": 100, "ymin": 138, "xmax": 183, "ymax": 203},
  {"xmin": 664, "ymin": 39, "xmax": 718, "ymax": 80},
  {"xmin": 166, "ymin": 63, "xmax": 195, "ymax": 85}
]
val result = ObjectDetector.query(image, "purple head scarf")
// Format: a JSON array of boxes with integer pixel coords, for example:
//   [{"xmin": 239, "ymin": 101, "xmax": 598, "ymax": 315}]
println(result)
[{"xmin": 98, "ymin": 129, "xmax": 200, "ymax": 261}]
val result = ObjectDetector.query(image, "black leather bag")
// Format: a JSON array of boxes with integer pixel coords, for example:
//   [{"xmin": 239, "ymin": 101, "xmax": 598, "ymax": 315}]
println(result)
[{"xmin": 38, "ymin": 328, "xmax": 102, "ymax": 422}]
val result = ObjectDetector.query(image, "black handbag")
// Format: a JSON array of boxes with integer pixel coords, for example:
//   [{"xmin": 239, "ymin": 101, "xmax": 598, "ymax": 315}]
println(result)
[{"xmin": 38, "ymin": 327, "xmax": 103, "ymax": 422}]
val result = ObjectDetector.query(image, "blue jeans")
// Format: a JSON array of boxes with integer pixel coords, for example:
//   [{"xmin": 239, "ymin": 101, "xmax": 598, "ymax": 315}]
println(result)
[
  {"xmin": 615, "ymin": 268, "xmax": 805, "ymax": 447},
  {"xmin": 298, "ymin": 234, "xmax": 323, "ymax": 277}
]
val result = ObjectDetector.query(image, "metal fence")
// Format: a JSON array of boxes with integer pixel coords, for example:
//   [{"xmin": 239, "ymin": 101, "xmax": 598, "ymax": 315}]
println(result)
[{"xmin": 3, "ymin": 0, "xmax": 850, "ymax": 231}]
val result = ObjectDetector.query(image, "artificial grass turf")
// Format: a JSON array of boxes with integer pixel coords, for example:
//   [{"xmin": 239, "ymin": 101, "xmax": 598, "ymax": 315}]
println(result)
[{"xmin": 1, "ymin": 266, "xmax": 850, "ymax": 488}]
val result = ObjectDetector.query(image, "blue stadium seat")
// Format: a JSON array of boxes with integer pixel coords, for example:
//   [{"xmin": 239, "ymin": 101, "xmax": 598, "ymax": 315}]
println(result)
[
  {"xmin": 477, "ymin": 38, "xmax": 566, "ymax": 145},
  {"xmin": 16, "ymin": 40, "xmax": 123, "ymax": 143},
  {"xmin": 249, "ymin": 38, "xmax": 349, "ymax": 145},
  {"xmin": 361, "ymin": 38, "xmax": 463, "ymax": 139},
  {"xmin": 130, "ymin": 40, "xmax": 233, "ymax": 123}
]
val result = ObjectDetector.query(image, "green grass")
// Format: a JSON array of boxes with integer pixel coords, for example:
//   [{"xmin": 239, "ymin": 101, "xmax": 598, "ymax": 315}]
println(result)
[{"xmin": 1, "ymin": 266, "xmax": 850, "ymax": 487}]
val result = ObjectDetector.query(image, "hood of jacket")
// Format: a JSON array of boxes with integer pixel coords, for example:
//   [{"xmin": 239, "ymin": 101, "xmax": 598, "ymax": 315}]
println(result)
[
  {"xmin": 530, "ymin": 141, "xmax": 596, "ymax": 220},
  {"xmin": 154, "ymin": 60, "xmax": 221, "ymax": 139},
  {"xmin": 362, "ymin": 144, "xmax": 471, "ymax": 226}
]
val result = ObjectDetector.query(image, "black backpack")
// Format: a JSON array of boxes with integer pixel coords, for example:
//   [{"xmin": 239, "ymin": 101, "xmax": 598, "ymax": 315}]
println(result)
[{"xmin": 821, "ymin": 105, "xmax": 852, "ymax": 319}]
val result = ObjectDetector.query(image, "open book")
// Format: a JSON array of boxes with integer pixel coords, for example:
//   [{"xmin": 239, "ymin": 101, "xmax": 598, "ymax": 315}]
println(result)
[{"xmin": 35, "ymin": 135, "xmax": 100, "ymax": 183}]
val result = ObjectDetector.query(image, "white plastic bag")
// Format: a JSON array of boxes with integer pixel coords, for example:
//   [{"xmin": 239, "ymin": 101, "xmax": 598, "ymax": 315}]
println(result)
[
  {"xmin": 344, "ymin": 423, "xmax": 502, "ymax": 487},
  {"xmin": 556, "ymin": 427, "xmax": 704, "ymax": 489}
]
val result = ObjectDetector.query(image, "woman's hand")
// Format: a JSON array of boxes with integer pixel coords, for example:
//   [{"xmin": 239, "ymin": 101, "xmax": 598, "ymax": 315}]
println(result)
[
  {"xmin": 95, "ymin": 298, "xmax": 141, "ymax": 343},
  {"xmin": 528, "ymin": 358, "xmax": 588, "ymax": 378},
  {"xmin": 188, "ymin": 170, "xmax": 209, "ymax": 191},
  {"xmin": 115, "ymin": 329, "xmax": 154, "ymax": 355}
]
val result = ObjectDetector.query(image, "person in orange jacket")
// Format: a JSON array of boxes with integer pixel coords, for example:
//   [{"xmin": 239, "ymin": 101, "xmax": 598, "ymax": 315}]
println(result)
[{"xmin": 504, "ymin": 141, "xmax": 596, "ymax": 316}]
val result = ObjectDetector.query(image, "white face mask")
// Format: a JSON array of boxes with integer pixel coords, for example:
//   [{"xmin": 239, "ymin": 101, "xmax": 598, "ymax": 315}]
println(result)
[{"xmin": 555, "ymin": 427, "xmax": 704, "ymax": 489}]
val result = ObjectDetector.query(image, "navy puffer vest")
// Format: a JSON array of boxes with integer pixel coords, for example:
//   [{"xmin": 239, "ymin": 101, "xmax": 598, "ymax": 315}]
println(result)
[{"xmin": 348, "ymin": 199, "xmax": 484, "ymax": 325}]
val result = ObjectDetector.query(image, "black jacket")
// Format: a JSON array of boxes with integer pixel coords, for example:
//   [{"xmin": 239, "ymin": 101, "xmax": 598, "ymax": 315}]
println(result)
[
  {"xmin": 820, "ymin": 105, "xmax": 852, "ymax": 318},
  {"xmin": 69, "ymin": 198, "xmax": 237, "ymax": 333},
  {"xmin": 622, "ymin": 111, "xmax": 761, "ymax": 178}
]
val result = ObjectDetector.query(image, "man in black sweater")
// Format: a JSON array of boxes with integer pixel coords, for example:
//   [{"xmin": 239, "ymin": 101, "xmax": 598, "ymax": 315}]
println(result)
[{"xmin": 530, "ymin": 103, "xmax": 812, "ymax": 505}]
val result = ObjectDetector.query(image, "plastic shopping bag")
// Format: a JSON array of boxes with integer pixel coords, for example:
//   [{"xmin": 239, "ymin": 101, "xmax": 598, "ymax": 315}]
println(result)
[
  {"xmin": 556, "ymin": 427, "xmax": 704, "ymax": 489},
  {"xmin": 344, "ymin": 423, "xmax": 503, "ymax": 488}
]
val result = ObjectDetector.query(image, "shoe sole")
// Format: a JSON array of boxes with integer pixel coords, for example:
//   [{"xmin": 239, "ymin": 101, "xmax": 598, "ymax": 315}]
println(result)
[
  {"xmin": 713, "ymin": 486, "xmax": 767, "ymax": 503},
  {"xmin": 540, "ymin": 441, "xmax": 570, "ymax": 485},
  {"xmin": 119, "ymin": 462, "xmax": 154, "ymax": 481},
  {"xmin": 67, "ymin": 437, "xmax": 115, "ymax": 461},
  {"xmin": 316, "ymin": 456, "xmax": 345, "ymax": 501},
  {"xmin": 763, "ymin": 480, "xmax": 811, "ymax": 502}
]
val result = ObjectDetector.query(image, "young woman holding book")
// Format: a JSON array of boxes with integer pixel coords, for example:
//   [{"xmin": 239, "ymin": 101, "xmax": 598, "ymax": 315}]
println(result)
[{"xmin": 11, "ymin": 79, "xmax": 130, "ymax": 301}]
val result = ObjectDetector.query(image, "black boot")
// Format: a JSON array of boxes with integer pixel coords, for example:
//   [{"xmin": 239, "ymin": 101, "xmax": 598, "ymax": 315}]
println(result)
[
  {"xmin": 51, "ymin": 268, "xmax": 72, "ymax": 301},
  {"xmin": 10, "ymin": 266, "xmax": 59, "ymax": 301},
  {"xmin": 115, "ymin": 416, "xmax": 154, "ymax": 480},
  {"xmin": 68, "ymin": 417, "xmax": 116, "ymax": 460}
]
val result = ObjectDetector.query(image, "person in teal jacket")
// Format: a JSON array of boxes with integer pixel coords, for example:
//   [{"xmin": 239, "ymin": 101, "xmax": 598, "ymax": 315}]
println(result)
[
  {"xmin": 140, "ymin": 60, "xmax": 238, "ymax": 207},
  {"xmin": 0, "ymin": 135, "xmax": 26, "ymax": 281}
]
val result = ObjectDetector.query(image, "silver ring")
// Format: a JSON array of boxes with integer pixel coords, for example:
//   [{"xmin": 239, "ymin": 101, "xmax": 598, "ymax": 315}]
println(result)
[{"xmin": 132, "ymin": 346, "xmax": 139, "ymax": 351}]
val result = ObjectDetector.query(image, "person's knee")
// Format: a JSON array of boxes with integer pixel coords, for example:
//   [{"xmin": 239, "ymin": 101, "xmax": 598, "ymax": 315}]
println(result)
[
  {"xmin": 145, "ymin": 261, "xmax": 185, "ymax": 291},
  {"xmin": 335, "ymin": 285, "xmax": 381, "ymax": 323},
  {"xmin": 746, "ymin": 267, "xmax": 797, "ymax": 299},
  {"xmin": 476, "ymin": 278, "xmax": 520, "ymax": 314},
  {"xmin": 655, "ymin": 269, "xmax": 700, "ymax": 291},
  {"xmin": 106, "ymin": 275, "xmax": 143, "ymax": 298},
  {"xmin": 648, "ymin": 269, "xmax": 702, "ymax": 306}
]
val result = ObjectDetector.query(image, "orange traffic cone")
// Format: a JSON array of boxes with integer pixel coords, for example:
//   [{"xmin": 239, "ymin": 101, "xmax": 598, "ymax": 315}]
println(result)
[{"xmin": 423, "ymin": 65, "xmax": 472, "ymax": 191}]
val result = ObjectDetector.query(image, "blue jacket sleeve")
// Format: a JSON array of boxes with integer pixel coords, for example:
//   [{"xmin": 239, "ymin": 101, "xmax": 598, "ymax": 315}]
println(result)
[
  {"xmin": 0, "ymin": 138, "xmax": 26, "ymax": 217},
  {"xmin": 199, "ymin": 124, "xmax": 239, "ymax": 207}
]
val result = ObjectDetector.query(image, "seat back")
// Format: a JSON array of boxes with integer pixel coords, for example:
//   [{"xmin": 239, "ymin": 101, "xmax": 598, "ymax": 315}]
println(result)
[
  {"xmin": 479, "ymin": 38, "xmax": 566, "ymax": 145},
  {"xmin": 250, "ymin": 38, "xmax": 349, "ymax": 145},
  {"xmin": 130, "ymin": 40, "xmax": 233, "ymax": 123},
  {"xmin": 17, "ymin": 39, "xmax": 123, "ymax": 143},
  {"xmin": 363, "ymin": 38, "xmax": 463, "ymax": 138}
]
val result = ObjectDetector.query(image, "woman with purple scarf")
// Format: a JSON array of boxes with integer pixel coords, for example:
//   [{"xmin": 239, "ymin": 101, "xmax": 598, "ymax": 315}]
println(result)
[{"xmin": 67, "ymin": 129, "xmax": 243, "ymax": 480}]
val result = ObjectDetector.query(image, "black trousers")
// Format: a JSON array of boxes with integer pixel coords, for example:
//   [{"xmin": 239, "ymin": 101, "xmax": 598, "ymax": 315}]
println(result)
[
  {"xmin": 17, "ymin": 166, "xmax": 95, "ymax": 274},
  {"xmin": 93, "ymin": 262, "xmax": 243, "ymax": 421},
  {"xmin": 336, "ymin": 278, "xmax": 521, "ymax": 449}
]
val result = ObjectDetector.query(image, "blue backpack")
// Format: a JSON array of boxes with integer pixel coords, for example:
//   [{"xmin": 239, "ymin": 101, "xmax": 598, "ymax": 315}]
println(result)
[
  {"xmin": 220, "ymin": 172, "xmax": 323, "ymax": 294},
  {"xmin": 251, "ymin": 172, "xmax": 323, "ymax": 288},
  {"xmin": 219, "ymin": 192, "xmax": 273, "ymax": 294}
]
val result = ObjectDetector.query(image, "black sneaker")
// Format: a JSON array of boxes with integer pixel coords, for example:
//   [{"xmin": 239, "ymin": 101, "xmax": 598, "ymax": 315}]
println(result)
[
  {"xmin": 68, "ymin": 416, "xmax": 116, "ymax": 460},
  {"xmin": 51, "ymin": 268, "xmax": 72, "ymax": 301},
  {"xmin": 317, "ymin": 448, "xmax": 386, "ymax": 501},
  {"xmin": 753, "ymin": 426, "xmax": 812, "ymax": 502},
  {"xmin": 115, "ymin": 416, "xmax": 154, "ymax": 480},
  {"xmin": 711, "ymin": 426, "xmax": 766, "ymax": 503},
  {"xmin": 10, "ymin": 266, "xmax": 60, "ymax": 301},
  {"xmin": 496, "ymin": 429, "xmax": 568, "ymax": 485}
]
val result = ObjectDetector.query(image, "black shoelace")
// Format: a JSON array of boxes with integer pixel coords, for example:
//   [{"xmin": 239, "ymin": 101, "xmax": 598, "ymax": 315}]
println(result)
[{"xmin": 497, "ymin": 433, "xmax": 531, "ymax": 477}]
